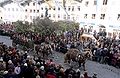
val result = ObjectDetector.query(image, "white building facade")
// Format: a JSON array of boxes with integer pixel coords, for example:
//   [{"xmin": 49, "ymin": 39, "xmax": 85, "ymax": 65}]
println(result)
[
  {"xmin": 3, "ymin": 2, "xmax": 25, "ymax": 23},
  {"xmin": 0, "ymin": 7, "xmax": 3, "ymax": 20},
  {"xmin": 24, "ymin": 1, "xmax": 41, "ymax": 22},
  {"xmin": 0, "ymin": 0, "xmax": 120, "ymax": 36}
]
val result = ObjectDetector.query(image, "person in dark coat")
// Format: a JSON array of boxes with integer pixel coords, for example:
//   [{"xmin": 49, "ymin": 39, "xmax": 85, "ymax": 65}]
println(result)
[
  {"xmin": 25, "ymin": 65, "xmax": 34, "ymax": 78},
  {"xmin": 65, "ymin": 66, "xmax": 75, "ymax": 78},
  {"xmin": 3, "ymin": 69, "xmax": 18, "ymax": 78}
]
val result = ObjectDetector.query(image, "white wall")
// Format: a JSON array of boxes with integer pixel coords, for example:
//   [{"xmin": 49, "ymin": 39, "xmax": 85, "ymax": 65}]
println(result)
[
  {"xmin": 3, "ymin": 2, "xmax": 25, "ymax": 22},
  {"xmin": 0, "ymin": 7, "xmax": 3, "ymax": 20},
  {"xmin": 24, "ymin": 1, "xmax": 41, "ymax": 22}
]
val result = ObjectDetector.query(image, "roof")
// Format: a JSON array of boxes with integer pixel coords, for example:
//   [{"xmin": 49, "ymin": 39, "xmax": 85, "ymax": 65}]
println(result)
[
  {"xmin": 20, "ymin": 0, "xmax": 32, "ymax": 6},
  {"xmin": 20, "ymin": 0, "xmax": 46, "ymax": 6},
  {"xmin": 0, "ymin": 0, "xmax": 13, "ymax": 7}
]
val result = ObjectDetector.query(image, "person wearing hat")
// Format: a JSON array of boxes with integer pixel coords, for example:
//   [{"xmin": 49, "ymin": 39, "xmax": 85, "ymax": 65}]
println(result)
[
  {"xmin": 75, "ymin": 69, "xmax": 81, "ymax": 78},
  {"xmin": 40, "ymin": 66, "xmax": 45, "ymax": 78},
  {"xmin": 7, "ymin": 60, "xmax": 14, "ymax": 71}
]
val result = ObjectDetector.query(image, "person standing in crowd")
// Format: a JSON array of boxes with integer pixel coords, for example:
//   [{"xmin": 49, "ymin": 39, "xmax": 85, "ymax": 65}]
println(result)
[
  {"xmin": 14, "ymin": 63, "xmax": 21, "ymax": 77},
  {"xmin": 92, "ymin": 73, "xmax": 97, "ymax": 78}
]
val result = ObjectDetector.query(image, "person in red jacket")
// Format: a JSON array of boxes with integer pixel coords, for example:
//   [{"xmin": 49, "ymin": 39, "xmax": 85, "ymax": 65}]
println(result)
[{"xmin": 46, "ymin": 72, "xmax": 56, "ymax": 78}]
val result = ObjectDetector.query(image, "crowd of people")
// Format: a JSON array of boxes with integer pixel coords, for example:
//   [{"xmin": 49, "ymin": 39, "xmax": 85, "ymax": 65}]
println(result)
[
  {"xmin": 92, "ymin": 30, "xmax": 120, "ymax": 68},
  {"xmin": 0, "ymin": 42, "xmax": 97, "ymax": 78},
  {"xmin": 0, "ymin": 23, "xmax": 120, "ymax": 78}
]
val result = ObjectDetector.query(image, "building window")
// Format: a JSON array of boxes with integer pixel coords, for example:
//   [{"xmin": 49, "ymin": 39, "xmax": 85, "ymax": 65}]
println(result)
[
  {"xmin": 28, "ymin": 3, "xmax": 29, "ymax": 6},
  {"xmin": 25, "ymin": 9, "xmax": 27, "ymax": 12},
  {"xmin": 94, "ymin": 0, "xmax": 97, "ymax": 5},
  {"xmin": 49, "ymin": 8, "xmax": 51, "ymax": 10},
  {"xmin": 117, "ymin": 14, "xmax": 120, "ymax": 20},
  {"xmin": 58, "ymin": 7, "xmax": 60, "ymax": 10},
  {"xmin": 34, "ymin": 10, "xmax": 35, "ymax": 13},
  {"xmin": 92, "ymin": 14, "xmax": 96, "ymax": 19},
  {"xmin": 37, "ymin": 10, "xmax": 39, "ymax": 13},
  {"xmin": 100, "ymin": 14, "xmax": 105, "ymax": 19},
  {"xmin": 103, "ymin": 0, "xmax": 108, "ymax": 5},
  {"xmin": 33, "ymin": 3, "xmax": 35, "ymax": 6},
  {"xmin": 53, "ymin": 14, "xmax": 55, "ymax": 18},
  {"xmin": 85, "ymin": 1, "xmax": 89, "ymax": 6},
  {"xmin": 41, "ymin": 7, "xmax": 43, "ymax": 10},
  {"xmin": 41, "ymin": 14, "xmax": 43, "ymax": 18},
  {"xmin": 49, "ymin": 14, "xmax": 51, "ymax": 17},
  {"xmin": 72, "ymin": 6, "xmax": 74, "ymax": 11},
  {"xmin": 58, "ymin": 14, "xmax": 60, "ymax": 18},
  {"xmin": 45, "ymin": 8, "xmax": 47, "ymax": 10},
  {"xmin": 84, "ymin": 14, "xmax": 87, "ymax": 18},
  {"xmin": 64, "ymin": 15, "xmax": 66, "ymax": 19},
  {"xmin": 53, "ymin": 7, "xmax": 55, "ymax": 10},
  {"xmin": 30, "ymin": 9, "xmax": 32, "ymax": 13},
  {"xmin": 38, "ymin": 2, "xmax": 40, "ymax": 5},
  {"xmin": 68, "ymin": 6, "xmax": 70, "ymax": 11},
  {"xmin": 78, "ymin": 6, "xmax": 80, "ymax": 11},
  {"xmin": 1, "ymin": 17, "xmax": 2, "ymax": 19}
]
